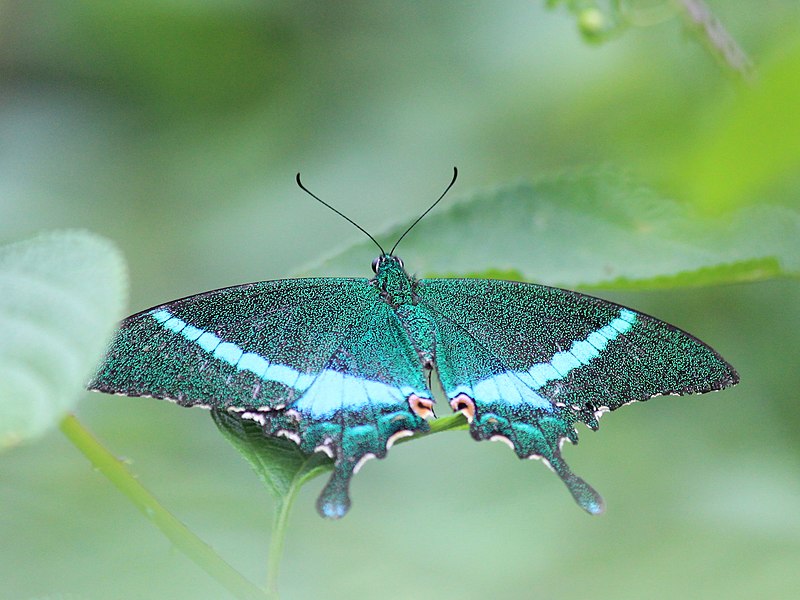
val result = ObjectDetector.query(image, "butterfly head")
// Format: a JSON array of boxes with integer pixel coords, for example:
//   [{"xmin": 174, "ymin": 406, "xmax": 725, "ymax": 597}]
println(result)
[{"xmin": 371, "ymin": 253, "xmax": 404, "ymax": 274}]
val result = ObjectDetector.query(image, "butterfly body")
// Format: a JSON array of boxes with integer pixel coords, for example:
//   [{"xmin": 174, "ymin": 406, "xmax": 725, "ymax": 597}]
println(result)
[{"xmin": 90, "ymin": 253, "xmax": 738, "ymax": 518}]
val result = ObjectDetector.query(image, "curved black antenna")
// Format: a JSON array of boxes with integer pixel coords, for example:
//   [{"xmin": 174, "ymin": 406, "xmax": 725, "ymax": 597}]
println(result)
[
  {"xmin": 296, "ymin": 173, "xmax": 386, "ymax": 255},
  {"xmin": 390, "ymin": 167, "xmax": 458, "ymax": 255}
]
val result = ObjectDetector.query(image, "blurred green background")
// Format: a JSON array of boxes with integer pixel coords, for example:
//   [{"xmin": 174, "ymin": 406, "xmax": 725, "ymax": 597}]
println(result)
[{"xmin": 2, "ymin": 1, "xmax": 799, "ymax": 599}]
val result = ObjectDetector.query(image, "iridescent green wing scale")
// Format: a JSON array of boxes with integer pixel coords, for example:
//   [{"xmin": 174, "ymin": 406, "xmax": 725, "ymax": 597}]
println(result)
[
  {"xmin": 417, "ymin": 278, "xmax": 739, "ymax": 514},
  {"xmin": 89, "ymin": 278, "xmax": 433, "ymax": 518}
]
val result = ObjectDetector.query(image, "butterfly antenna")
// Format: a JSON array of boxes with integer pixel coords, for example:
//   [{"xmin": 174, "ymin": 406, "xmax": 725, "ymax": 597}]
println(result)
[
  {"xmin": 390, "ymin": 166, "xmax": 458, "ymax": 255},
  {"xmin": 296, "ymin": 173, "xmax": 386, "ymax": 255}
]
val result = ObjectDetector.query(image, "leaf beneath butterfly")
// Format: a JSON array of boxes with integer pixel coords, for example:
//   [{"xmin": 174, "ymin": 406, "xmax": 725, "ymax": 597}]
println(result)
[
  {"xmin": 210, "ymin": 410, "xmax": 467, "ymax": 504},
  {"xmin": 0, "ymin": 230, "xmax": 127, "ymax": 449},
  {"xmin": 300, "ymin": 170, "xmax": 799, "ymax": 289},
  {"xmin": 211, "ymin": 410, "xmax": 333, "ymax": 500}
]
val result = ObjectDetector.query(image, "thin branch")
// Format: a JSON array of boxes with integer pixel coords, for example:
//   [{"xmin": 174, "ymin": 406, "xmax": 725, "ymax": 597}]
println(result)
[
  {"xmin": 265, "ymin": 491, "xmax": 297, "ymax": 596},
  {"xmin": 675, "ymin": 0, "xmax": 755, "ymax": 82},
  {"xmin": 60, "ymin": 414, "xmax": 270, "ymax": 600}
]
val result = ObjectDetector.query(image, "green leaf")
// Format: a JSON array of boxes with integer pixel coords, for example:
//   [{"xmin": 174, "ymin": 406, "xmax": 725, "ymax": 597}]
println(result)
[
  {"xmin": 210, "ymin": 411, "xmax": 467, "ymax": 502},
  {"xmin": 211, "ymin": 410, "xmax": 333, "ymax": 500},
  {"xmin": 300, "ymin": 169, "xmax": 800, "ymax": 289},
  {"xmin": 0, "ymin": 230, "xmax": 127, "ymax": 449}
]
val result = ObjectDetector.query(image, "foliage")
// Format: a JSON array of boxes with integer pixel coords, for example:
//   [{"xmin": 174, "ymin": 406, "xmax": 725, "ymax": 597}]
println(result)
[
  {"xmin": 304, "ymin": 170, "xmax": 799, "ymax": 288},
  {"xmin": 0, "ymin": 231, "xmax": 126, "ymax": 448}
]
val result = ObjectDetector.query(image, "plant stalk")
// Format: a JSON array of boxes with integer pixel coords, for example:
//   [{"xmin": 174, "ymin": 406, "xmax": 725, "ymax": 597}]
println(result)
[
  {"xmin": 60, "ymin": 413, "xmax": 269, "ymax": 600},
  {"xmin": 265, "ymin": 489, "xmax": 298, "ymax": 597}
]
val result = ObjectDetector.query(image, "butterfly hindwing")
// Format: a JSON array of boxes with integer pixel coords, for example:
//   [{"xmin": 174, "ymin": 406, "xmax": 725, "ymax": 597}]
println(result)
[
  {"xmin": 417, "ymin": 278, "xmax": 738, "ymax": 513},
  {"xmin": 89, "ymin": 278, "xmax": 433, "ymax": 518}
]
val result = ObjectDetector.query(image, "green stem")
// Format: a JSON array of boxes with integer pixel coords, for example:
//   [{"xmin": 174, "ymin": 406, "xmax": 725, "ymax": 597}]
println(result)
[
  {"xmin": 394, "ymin": 412, "xmax": 469, "ymax": 448},
  {"xmin": 60, "ymin": 413, "xmax": 269, "ymax": 600},
  {"xmin": 428, "ymin": 412, "xmax": 469, "ymax": 434},
  {"xmin": 265, "ymin": 487, "xmax": 298, "ymax": 597}
]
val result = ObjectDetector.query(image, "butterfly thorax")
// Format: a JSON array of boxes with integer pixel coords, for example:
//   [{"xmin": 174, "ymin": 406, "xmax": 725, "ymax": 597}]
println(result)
[
  {"xmin": 372, "ymin": 254, "xmax": 436, "ymax": 366},
  {"xmin": 372, "ymin": 254, "xmax": 417, "ymax": 307}
]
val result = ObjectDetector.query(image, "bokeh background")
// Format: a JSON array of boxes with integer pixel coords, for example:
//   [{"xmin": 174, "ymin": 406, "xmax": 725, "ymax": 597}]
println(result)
[{"xmin": 2, "ymin": 1, "xmax": 799, "ymax": 599}]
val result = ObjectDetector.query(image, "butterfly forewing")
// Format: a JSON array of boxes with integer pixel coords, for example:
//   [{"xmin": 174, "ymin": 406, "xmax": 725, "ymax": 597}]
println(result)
[{"xmin": 93, "ymin": 279, "xmax": 352, "ymax": 406}]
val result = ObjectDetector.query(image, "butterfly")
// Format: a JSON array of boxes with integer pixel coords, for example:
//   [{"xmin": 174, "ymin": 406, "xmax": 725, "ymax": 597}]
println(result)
[{"xmin": 89, "ymin": 168, "xmax": 739, "ymax": 519}]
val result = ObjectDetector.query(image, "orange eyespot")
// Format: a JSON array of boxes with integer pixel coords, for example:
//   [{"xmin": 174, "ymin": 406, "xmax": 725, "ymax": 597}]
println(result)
[
  {"xmin": 408, "ymin": 394, "xmax": 435, "ymax": 419},
  {"xmin": 449, "ymin": 394, "xmax": 476, "ymax": 421}
]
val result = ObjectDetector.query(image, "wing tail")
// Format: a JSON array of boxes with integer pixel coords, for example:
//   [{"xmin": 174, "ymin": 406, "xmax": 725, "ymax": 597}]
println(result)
[
  {"xmin": 317, "ymin": 463, "xmax": 353, "ymax": 519},
  {"xmin": 453, "ymin": 392, "xmax": 605, "ymax": 515}
]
